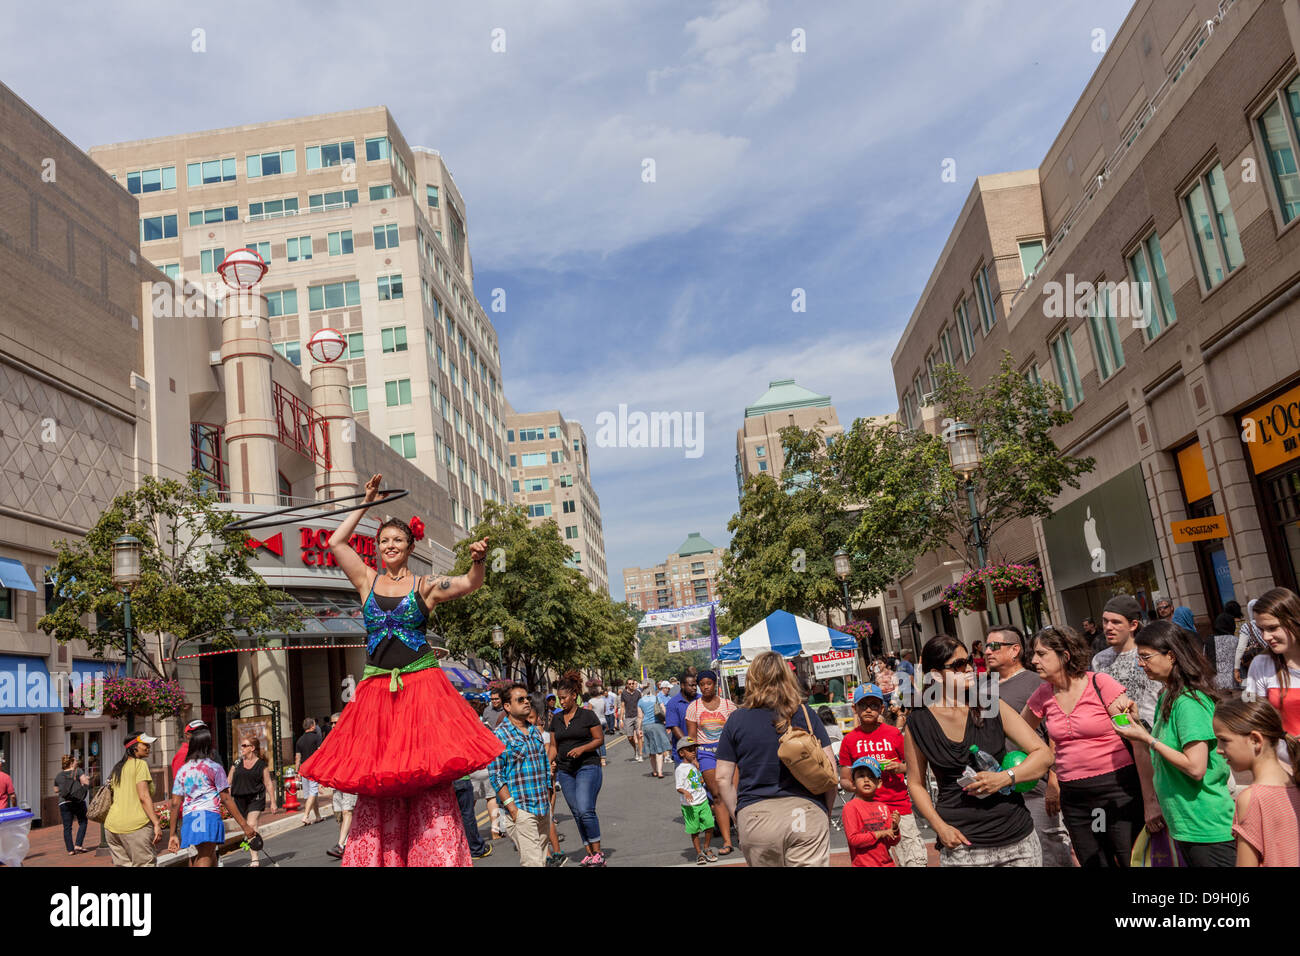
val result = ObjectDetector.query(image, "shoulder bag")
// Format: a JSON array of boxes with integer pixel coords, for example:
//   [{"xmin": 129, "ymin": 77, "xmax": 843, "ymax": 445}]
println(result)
[
  {"xmin": 777, "ymin": 703, "xmax": 839, "ymax": 795},
  {"xmin": 87, "ymin": 780, "xmax": 113, "ymax": 823}
]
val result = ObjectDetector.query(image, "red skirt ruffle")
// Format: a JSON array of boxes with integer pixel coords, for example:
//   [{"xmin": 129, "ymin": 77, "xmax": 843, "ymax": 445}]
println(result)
[{"xmin": 300, "ymin": 666, "xmax": 504, "ymax": 797}]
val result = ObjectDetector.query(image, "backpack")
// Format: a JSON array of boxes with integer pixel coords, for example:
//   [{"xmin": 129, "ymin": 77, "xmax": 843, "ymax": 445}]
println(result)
[
  {"xmin": 777, "ymin": 704, "xmax": 839, "ymax": 795},
  {"xmin": 87, "ymin": 783, "xmax": 113, "ymax": 823}
]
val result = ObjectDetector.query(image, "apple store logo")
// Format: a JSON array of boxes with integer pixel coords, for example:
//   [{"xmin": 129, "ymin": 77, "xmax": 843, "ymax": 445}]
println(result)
[{"xmin": 1084, "ymin": 506, "xmax": 1107, "ymax": 573}]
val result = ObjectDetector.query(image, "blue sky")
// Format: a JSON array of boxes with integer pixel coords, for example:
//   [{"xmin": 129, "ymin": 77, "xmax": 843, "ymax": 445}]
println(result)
[{"xmin": 3, "ymin": 0, "xmax": 1134, "ymax": 598}]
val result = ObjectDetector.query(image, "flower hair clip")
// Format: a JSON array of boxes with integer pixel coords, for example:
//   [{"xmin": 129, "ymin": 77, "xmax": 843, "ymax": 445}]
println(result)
[{"xmin": 409, "ymin": 516, "xmax": 425, "ymax": 542}]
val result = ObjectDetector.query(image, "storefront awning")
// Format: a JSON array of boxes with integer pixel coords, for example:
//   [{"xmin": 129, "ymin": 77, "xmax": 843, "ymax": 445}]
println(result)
[
  {"xmin": 0, "ymin": 655, "xmax": 63, "ymax": 714},
  {"xmin": 442, "ymin": 664, "xmax": 488, "ymax": 689},
  {"xmin": 0, "ymin": 558, "xmax": 36, "ymax": 591}
]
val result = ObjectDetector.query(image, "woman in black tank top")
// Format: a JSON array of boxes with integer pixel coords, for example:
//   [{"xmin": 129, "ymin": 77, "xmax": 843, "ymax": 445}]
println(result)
[{"xmin": 903, "ymin": 636, "xmax": 1053, "ymax": 866}]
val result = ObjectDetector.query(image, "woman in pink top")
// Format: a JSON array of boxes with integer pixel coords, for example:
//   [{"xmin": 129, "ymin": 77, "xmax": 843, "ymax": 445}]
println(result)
[
  {"xmin": 1213, "ymin": 698, "xmax": 1300, "ymax": 867},
  {"xmin": 1021, "ymin": 625, "xmax": 1160, "ymax": 867}
]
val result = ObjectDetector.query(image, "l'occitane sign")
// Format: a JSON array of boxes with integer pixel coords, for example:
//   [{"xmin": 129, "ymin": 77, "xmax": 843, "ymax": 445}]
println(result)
[{"xmin": 1243, "ymin": 384, "xmax": 1300, "ymax": 475}]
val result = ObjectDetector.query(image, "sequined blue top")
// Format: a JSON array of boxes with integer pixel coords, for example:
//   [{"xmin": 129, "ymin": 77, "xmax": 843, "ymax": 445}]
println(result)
[{"xmin": 364, "ymin": 580, "xmax": 436, "ymax": 668}]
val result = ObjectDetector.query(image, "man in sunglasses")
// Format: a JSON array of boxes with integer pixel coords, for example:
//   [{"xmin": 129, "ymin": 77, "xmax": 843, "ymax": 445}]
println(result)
[
  {"xmin": 983, "ymin": 626, "xmax": 1073, "ymax": 867},
  {"xmin": 836, "ymin": 684, "xmax": 926, "ymax": 866}
]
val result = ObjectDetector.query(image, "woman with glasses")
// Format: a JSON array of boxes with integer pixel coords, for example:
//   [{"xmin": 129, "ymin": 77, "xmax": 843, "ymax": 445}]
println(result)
[
  {"xmin": 1021, "ymin": 626, "xmax": 1157, "ymax": 867},
  {"xmin": 229, "ymin": 737, "xmax": 275, "ymax": 866},
  {"xmin": 903, "ymin": 635, "xmax": 1051, "ymax": 867},
  {"xmin": 104, "ymin": 733, "xmax": 163, "ymax": 867},
  {"xmin": 1113, "ymin": 620, "xmax": 1235, "ymax": 866}
]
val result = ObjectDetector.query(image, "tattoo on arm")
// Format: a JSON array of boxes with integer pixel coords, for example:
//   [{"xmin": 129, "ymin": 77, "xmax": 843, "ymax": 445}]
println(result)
[{"xmin": 439, "ymin": 577, "xmax": 451, "ymax": 590}]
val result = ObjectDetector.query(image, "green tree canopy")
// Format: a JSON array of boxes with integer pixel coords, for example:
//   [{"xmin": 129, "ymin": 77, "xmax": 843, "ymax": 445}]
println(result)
[{"xmin": 38, "ymin": 473, "xmax": 304, "ymax": 681}]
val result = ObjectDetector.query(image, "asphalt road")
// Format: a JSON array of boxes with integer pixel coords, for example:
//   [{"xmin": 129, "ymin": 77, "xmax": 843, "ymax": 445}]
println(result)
[{"xmin": 224, "ymin": 733, "xmax": 936, "ymax": 868}]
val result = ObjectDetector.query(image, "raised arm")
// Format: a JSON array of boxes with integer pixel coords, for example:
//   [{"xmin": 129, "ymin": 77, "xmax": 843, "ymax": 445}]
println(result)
[
  {"xmin": 330, "ymin": 474, "xmax": 384, "ymax": 594},
  {"xmin": 420, "ymin": 537, "xmax": 490, "ymax": 606}
]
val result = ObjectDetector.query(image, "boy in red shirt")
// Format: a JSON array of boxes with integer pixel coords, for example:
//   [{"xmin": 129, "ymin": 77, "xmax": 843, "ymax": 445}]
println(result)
[
  {"xmin": 838, "ymin": 683, "xmax": 925, "ymax": 866},
  {"xmin": 843, "ymin": 756, "xmax": 900, "ymax": 866}
]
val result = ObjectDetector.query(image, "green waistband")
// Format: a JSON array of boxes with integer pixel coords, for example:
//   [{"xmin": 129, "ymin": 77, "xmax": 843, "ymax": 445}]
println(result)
[{"xmin": 362, "ymin": 650, "xmax": 441, "ymax": 692}]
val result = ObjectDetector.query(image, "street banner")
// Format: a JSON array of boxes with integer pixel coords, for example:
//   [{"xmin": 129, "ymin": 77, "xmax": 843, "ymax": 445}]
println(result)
[
  {"xmin": 668, "ymin": 637, "xmax": 711, "ymax": 653},
  {"xmin": 638, "ymin": 601, "xmax": 721, "ymax": 628},
  {"xmin": 812, "ymin": 650, "xmax": 857, "ymax": 679},
  {"xmin": 890, "ymin": 618, "xmax": 901, "ymax": 651}
]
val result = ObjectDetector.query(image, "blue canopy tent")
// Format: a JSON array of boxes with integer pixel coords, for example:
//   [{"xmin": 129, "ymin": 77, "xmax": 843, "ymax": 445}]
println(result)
[{"xmin": 716, "ymin": 610, "xmax": 858, "ymax": 662}]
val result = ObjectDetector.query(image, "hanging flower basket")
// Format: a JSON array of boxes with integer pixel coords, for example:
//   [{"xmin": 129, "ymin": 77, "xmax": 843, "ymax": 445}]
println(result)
[
  {"xmin": 942, "ymin": 564, "xmax": 1042, "ymax": 615},
  {"xmin": 839, "ymin": 619, "xmax": 874, "ymax": 642},
  {"xmin": 101, "ymin": 676, "xmax": 188, "ymax": 720}
]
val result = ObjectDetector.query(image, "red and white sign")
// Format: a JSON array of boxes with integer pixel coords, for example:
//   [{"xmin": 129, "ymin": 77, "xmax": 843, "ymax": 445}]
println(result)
[
  {"xmin": 299, "ymin": 528, "xmax": 377, "ymax": 570},
  {"xmin": 812, "ymin": 650, "xmax": 857, "ymax": 679}
]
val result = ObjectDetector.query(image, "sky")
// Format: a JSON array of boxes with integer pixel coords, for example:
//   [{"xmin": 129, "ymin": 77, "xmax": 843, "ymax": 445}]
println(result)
[{"xmin": 2, "ymin": 0, "xmax": 1136, "ymax": 599}]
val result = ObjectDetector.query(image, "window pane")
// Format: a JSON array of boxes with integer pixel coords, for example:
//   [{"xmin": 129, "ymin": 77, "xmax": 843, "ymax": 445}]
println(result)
[
  {"xmin": 1145, "ymin": 235, "xmax": 1176, "ymax": 330},
  {"xmin": 187, "ymin": 163, "xmax": 201, "ymax": 187},
  {"xmin": 1018, "ymin": 241, "xmax": 1045, "ymax": 278},
  {"xmin": 161, "ymin": 166, "xmax": 176, "ymax": 190},
  {"xmin": 345, "ymin": 281, "xmax": 360, "ymax": 306},
  {"xmin": 261, "ymin": 152, "xmax": 281, "ymax": 176},
  {"xmin": 282, "ymin": 150, "xmax": 296, "ymax": 174},
  {"xmin": 222, "ymin": 157, "xmax": 235, "ymax": 180},
  {"xmin": 309, "ymin": 286, "xmax": 324, "ymax": 311},
  {"xmin": 325, "ymin": 284, "xmax": 344, "ymax": 309},
  {"xmin": 1185, "ymin": 182, "xmax": 1225, "ymax": 287},
  {"xmin": 1259, "ymin": 100, "xmax": 1300, "ymax": 224},
  {"xmin": 247, "ymin": 155, "xmax": 261, "ymax": 178},
  {"xmin": 1205, "ymin": 164, "xmax": 1243, "ymax": 271}
]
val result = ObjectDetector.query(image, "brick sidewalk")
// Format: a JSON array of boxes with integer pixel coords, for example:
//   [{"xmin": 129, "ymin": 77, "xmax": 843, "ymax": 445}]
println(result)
[{"xmin": 22, "ymin": 805, "xmax": 310, "ymax": 867}]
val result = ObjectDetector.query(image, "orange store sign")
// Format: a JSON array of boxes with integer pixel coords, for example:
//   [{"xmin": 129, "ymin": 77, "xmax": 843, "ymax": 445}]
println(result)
[
  {"xmin": 1243, "ymin": 384, "xmax": 1300, "ymax": 475},
  {"xmin": 1170, "ymin": 515, "xmax": 1229, "ymax": 543}
]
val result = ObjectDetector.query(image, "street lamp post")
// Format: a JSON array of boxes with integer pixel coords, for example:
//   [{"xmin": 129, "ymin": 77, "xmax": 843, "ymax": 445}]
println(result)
[
  {"xmin": 832, "ymin": 548, "xmax": 853, "ymax": 627},
  {"xmin": 111, "ymin": 534, "xmax": 143, "ymax": 734},
  {"xmin": 947, "ymin": 423, "xmax": 999, "ymax": 626},
  {"xmin": 491, "ymin": 624, "xmax": 505, "ymax": 680}
]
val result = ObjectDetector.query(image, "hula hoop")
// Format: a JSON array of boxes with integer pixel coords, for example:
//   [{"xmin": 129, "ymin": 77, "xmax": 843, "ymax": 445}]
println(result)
[{"xmin": 223, "ymin": 488, "xmax": 410, "ymax": 532}]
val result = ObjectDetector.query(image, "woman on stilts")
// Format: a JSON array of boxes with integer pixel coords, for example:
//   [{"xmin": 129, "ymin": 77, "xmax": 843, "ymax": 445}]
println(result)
[{"xmin": 301, "ymin": 474, "xmax": 504, "ymax": 866}]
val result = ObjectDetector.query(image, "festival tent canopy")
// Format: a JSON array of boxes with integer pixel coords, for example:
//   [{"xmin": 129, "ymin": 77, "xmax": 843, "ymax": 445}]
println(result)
[{"xmin": 716, "ymin": 610, "xmax": 856, "ymax": 662}]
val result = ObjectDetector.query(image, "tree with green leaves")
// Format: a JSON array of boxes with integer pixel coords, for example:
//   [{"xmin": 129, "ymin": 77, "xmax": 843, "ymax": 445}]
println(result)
[
  {"xmin": 435, "ymin": 500, "xmax": 635, "ymax": 687},
  {"xmin": 38, "ymin": 473, "xmax": 304, "ymax": 682}
]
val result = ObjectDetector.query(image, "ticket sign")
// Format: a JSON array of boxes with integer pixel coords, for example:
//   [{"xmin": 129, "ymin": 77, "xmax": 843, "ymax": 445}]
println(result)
[
  {"xmin": 1170, "ymin": 515, "xmax": 1229, "ymax": 543},
  {"xmin": 1242, "ymin": 384, "xmax": 1300, "ymax": 475},
  {"xmin": 812, "ymin": 650, "xmax": 857, "ymax": 679}
]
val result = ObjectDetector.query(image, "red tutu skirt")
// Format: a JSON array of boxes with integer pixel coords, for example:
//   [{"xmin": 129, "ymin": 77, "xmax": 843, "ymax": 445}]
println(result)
[{"xmin": 301, "ymin": 665, "xmax": 504, "ymax": 797}]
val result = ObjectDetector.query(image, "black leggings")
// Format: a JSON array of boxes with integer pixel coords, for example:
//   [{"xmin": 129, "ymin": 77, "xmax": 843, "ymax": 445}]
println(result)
[
  {"xmin": 60, "ymin": 800, "xmax": 88, "ymax": 853},
  {"xmin": 1176, "ymin": 839, "xmax": 1237, "ymax": 867},
  {"xmin": 1058, "ymin": 764, "xmax": 1145, "ymax": 867}
]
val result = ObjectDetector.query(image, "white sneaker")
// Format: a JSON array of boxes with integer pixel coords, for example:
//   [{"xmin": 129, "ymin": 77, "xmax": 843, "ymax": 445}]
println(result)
[{"xmin": 636, "ymin": 755, "xmax": 644, "ymax": 762}]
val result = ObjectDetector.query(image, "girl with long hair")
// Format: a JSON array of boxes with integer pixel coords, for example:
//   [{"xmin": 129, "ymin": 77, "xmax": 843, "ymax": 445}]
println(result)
[
  {"xmin": 299, "ymin": 473, "xmax": 504, "ymax": 866},
  {"xmin": 1213, "ymin": 699, "xmax": 1300, "ymax": 866},
  {"xmin": 904, "ymin": 635, "xmax": 1052, "ymax": 867},
  {"xmin": 1114, "ymin": 620, "xmax": 1235, "ymax": 866},
  {"xmin": 167, "ymin": 727, "xmax": 257, "ymax": 867},
  {"xmin": 1245, "ymin": 587, "xmax": 1300, "ymax": 737},
  {"xmin": 551, "ymin": 675, "xmax": 606, "ymax": 866},
  {"xmin": 714, "ymin": 651, "xmax": 837, "ymax": 867},
  {"xmin": 104, "ymin": 734, "xmax": 163, "ymax": 867}
]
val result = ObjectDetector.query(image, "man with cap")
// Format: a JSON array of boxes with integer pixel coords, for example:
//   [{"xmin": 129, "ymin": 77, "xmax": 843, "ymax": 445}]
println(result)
[
  {"xmin": 1093, "ymin": 595, "xmax": 1159, "ymax": 727},
  {"xmin": 655, "ymin": 680, "xmax": 672, "ymax": 718},
  {"xmin": 837, "ymin": 683, "xmax": 925, "ymax": 866},
  {"xmin": 171, "ymin": 719, "xmax": 207, "ymax": 785}
]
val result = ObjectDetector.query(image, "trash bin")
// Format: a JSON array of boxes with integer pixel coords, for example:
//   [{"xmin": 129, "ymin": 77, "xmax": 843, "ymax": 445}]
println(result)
[{"xmin": 0, "ymin": 808, "xmax": 34, "ymax": 867}]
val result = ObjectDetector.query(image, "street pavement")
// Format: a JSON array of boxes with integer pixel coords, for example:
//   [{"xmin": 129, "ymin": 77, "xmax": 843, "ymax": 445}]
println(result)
[{"xmin": 225, "ymin": 733, "xmax": 940, "ymax": 868}]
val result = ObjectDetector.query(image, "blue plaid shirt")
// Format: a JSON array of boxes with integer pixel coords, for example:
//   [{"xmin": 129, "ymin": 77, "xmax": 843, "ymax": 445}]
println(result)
[{"xmin": 487, "ymin": 719, "xmax": 551, "ymax": 817}]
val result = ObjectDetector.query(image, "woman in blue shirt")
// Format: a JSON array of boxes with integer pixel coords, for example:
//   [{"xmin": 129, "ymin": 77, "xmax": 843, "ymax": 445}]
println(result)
[{"xmin": 640, "ymin": 685, "xmax": 671, "ymax": 778}]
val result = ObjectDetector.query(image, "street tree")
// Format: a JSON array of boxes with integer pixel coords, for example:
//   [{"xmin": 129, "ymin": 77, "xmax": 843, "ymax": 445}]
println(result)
[{"xmin": 38, "ymin": 473, "xmax": 304, "ymax": 682}]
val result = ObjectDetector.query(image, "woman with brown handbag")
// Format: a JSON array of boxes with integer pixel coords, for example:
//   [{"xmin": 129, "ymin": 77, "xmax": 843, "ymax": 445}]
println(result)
[{"xmin": 714, "ymin": 651, "xmax": 837, "ymax": 866}]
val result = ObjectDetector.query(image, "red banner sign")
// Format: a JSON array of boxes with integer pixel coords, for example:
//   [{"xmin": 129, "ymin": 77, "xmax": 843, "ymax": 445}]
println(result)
[{"xmin": 299, "ymin": 528, "xmax": 377, "ymax": 570}]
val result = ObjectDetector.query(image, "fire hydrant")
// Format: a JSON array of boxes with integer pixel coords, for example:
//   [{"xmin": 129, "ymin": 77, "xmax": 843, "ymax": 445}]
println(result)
[{"xmin": 283, "ymin": 768, "xmax": 301, "ymax": 812}]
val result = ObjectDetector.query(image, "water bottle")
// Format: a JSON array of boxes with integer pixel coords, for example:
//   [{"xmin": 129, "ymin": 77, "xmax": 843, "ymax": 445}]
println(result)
[{"xmin": 968, "ymin": 745, "xmax": 1011, "ymax": 795}]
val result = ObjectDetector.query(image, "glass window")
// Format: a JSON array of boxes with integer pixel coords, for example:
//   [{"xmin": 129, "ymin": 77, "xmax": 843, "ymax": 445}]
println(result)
[
  {"xmin": 200, "ymin": 247, "xmax": 225, "ymax": 274},
  {"xmin": 350, "ymin": 385, "xmax": 368, "ymax": 411},
  {"xmin": 1049, "ymin": 328, "xmax": 1083, "ymax": 410},
  {"xmin": 389, "ymin": 433, "xmax": 417, "ymax": 459},
  {"xmin": 307, "ymin": 281, "xmax": 361, "ymax": 311},
  {"xmin": 308, "ymin": 189, "xmax": 359, "ymax": 210},
  {"xmin": 188, "ymin": 158, "xmax": 236, "ymax": 186},
  {"xmin": 1128, "ymin": 231, "xmax": 1177, "ymax": 340},
  {"xmin": 188, "ymin": 205, "xmax": 238, "ymax": 226},
  {"xmin": 385, "ymin": 379, "xmax": 412, "ymax": 407},
  {"xmin": 369, "ymin": 184, "xmax": 395, "ymax": 201},
  {"xmin": 974, "ymin": 265, "xmax": 997, "ymax": 333},
  {"xmin": 1087, "ymin": 284, "xmax": 1125, "ymax": 382},
  {"xmin": 140, "ymin": 214, "xmax": 178, "ymax": 242},
  {"xmin": 381, "ymin": 326, "xmax": 408, "ymax": 353},
  {"xmin": 159, "ymin": 263, "xmax": 180, "ymax": 279},
  {"xmin": 756, "ymin": 445, "xmax": 766, "ymax": 457},
  {"xmin": 272, "ymin": 340, "xmax": 302, "ymax": 366},
  {"xmin": 346, "ymin": 332, "xmax": 363, "ymax": 357},
  {"xmin": 521, "ymin": 452, "xmax": 546, "ymax": 467},
  {"xmin": 939, "ymin": 326, "xmax": 953, "ymax": 366},
  {"xmin": 248, "ymin": 197, "xmax": 299, "ymax": 220},
  {"xmin": 266, "ymin": 289, "xmax": 299, "ymax": 317},
  {"xmin": 551, "ymin": 450, "xmax": 561, "ymax": 464},
  {"xmin": 1018, "ymin": 240, "xmax": 1046, "ymax": 278},
  {"xmin": 373, "ymin": 224, "xmax": 399, "ymax": 249},
  {"xmin": 246, "ymin": 149, "xmax": 295, "ymax": 178},
  {"xmin": 327, "ymin": 230, "xmax": 353, "ymax": 256},
  {"xmin": 378, "ymin": 274, "xmax": 404, "ymax": 301},
  {"xmin": 306, "ymin": 141, "xmax": 356, "ymax": 170},
  {"xmin": 286, "ymin": 236, "xmax": 312, "ymax": 262},
  {"xmin": 566, "ymin": 526, "xmax": 579, "ymax": 540},
  {"xmin": 1184, "ymin": 163, "xmax": 1242, "ymax": 289},
  {"xmin": 127, "ymin": 166, "xmax": 176, "ymax": 194},
  {"xmin": 245, "ymin": 241, "xmax": 270, "ymax": 262},
  {"xmin": 365, "ymin": 137, "xmax": 390, "ymax": 162},
  {"xmin": 426, "ymin": 185, "xmax": 439, "ymax": 208},
  {"xmin": 1258, "ymin": 77, "xmax": 1300, "ymax": 225},
  {"xmin": 955, "ymin": 299, "xmax": 976, "ymax": 360}
]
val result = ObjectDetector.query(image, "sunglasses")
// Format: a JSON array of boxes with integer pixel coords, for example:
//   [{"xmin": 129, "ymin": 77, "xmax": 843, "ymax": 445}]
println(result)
[
  {"xmin": 983, "ymin": 641, "xmax": 1017, "ymax": 653},
  {"xmin": 940, "ymin": 657, "xmax": 971, "ymax": 672}
]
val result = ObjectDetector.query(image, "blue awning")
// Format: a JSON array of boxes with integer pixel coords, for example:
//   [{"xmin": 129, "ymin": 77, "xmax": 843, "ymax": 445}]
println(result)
[
  {"xmin": 443, "ymin": 666, "xmax": 488, "ymax": 689},
  {"xmin": 0, "ymin": 558, "xmax": 35, "ymax": 592},
  {"xmin": 0, "ymin": 655, "xmax": 63, "ymax": 714}
]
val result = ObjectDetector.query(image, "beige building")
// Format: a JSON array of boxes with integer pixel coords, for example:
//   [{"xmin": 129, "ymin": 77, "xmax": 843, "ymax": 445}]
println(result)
[
  {"xmin": 735, "ymin": 379, "xmax": 844, "ymax": 497},
  {"xmin": 889, "ymin": 0, "xmax": 1300, "ymax": 648},
  {"xmin": 623, "ymin": 533, "xmax": 726, "ymax": 640},
  {"xmin": 87, "ymin": 106, "xmax": 509, "ymax": 537},
  {"xmin": 504, "ymin": 404, "xmax": 609, "ymax": 594},
  {"xmin": 0, "ymin": 81, "xmax": 479, "ymax": 827}
]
